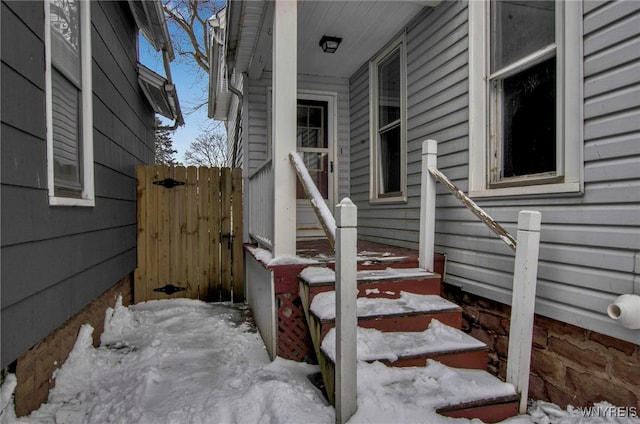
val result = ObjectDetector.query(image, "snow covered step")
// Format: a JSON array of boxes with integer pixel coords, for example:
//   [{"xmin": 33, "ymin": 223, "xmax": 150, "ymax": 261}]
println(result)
[
  {"xmin": 299, "ymin": 266, "xmax": 442, "ymax": 305},
  {"xmin": 321, "ymin": 320, "xmax": 488, "ymax": 370},
  {"xmin": 307, "ymin": 290, "xmax": 463, "ymax": 340}
]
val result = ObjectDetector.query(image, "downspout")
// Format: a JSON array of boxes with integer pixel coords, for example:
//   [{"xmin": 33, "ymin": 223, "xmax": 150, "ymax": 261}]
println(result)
[
  {"xmin": 158, "ymin": 48, "xmax": 185, "ymax": 130},
  {"xmin": 228, "ymin": 81, "xmax": 243, "ymax": 166}
]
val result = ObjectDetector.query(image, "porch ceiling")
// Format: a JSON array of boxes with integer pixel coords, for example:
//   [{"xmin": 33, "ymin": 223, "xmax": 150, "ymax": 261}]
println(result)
[{"xmin": 230, "ymin": 1, "xmax": 439, "ymax": 80}]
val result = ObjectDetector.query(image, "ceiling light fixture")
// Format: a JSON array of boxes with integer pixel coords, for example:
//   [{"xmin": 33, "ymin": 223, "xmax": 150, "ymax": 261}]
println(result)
[{"xmin": 319, "ymin": 35, "xmax": 342, "ymax": 53}]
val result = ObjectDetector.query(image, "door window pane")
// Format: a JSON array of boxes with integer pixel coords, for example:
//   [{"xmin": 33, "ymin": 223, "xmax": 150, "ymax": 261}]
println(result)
[
  {"xmin": 296, "ymin": 152, "xmax": 329, "ymax": 199},
  {"xmin": 296, "ymin": 104, "xmax": 326, "ymax": 148},
  {"xmin": 490, "ymin": 1, "xmax": 554, "ymax": 72}
]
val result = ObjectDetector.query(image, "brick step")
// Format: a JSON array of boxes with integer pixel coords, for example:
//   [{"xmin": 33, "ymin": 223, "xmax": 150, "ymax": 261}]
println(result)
[
  {"xmin": 437, "ymin": 395, "xmax": 521, "ymax": 423},
  {"xmin": 307, "ymin": 290, "xmax": 463, "ymax": 340},
  {"xmin": 324, "ymin": 358, "xmax": 519, "ymax": 423},
  {"xmin": 299, "ymin": 266, "xmax": 442, "ymax": 306},
  {"xmin": 321, "ymin": 322, "xmax": 488, "ymax": 370}
]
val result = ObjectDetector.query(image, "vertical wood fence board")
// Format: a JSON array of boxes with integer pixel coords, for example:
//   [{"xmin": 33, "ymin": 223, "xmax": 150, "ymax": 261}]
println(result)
[
  {"xmin": 135, "ymin": 166, "xmax": 147, "ymax": 303},
  {"xmin": 171, "ymin": 166, "xmax": 188, "ymax": 296},
  {"xmin": 209, "ymin": 168, "xmax": 221, "ymax": 301},
  {"xmin": 197, "ymin": 167, "xmax": 212, "ymax": 301},
  {"xmin": 185, "ymin": 166, "xmax": 199, "ymax": 298},
  {"xmin": 157, "ymin": 165, "xmax": 173, "ymax": 299},
  {"xmin": 220, "ymin": 168, "xmax": 233, "ymax": 299},
  {"xmin": 232, "ymin": 167, "xmax": 245, "ymax": 302},
  {"xmin": 145, "ymin": 166, "xmax": 160, "ymax": 302}
]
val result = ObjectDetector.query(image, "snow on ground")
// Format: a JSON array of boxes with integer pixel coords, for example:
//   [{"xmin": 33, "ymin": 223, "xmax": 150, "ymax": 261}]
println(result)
[{"xmin": 1, "ymin": 298, "xmax": 638, "ymax": 424}]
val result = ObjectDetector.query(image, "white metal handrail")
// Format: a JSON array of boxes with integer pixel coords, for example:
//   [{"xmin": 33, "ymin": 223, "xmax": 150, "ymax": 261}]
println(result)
[{"xmin": 289, "ymin": 151, "xmax": 337, "ymax": 248}]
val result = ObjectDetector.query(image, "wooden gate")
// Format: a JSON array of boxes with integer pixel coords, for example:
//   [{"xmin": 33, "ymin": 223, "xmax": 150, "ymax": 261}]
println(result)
[{"xmin": 135, "ymin": 165, "xmax": 243, "ymax": 303}]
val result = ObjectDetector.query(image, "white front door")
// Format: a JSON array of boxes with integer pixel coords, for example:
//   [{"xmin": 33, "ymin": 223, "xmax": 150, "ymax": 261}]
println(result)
[{"xmin": 296, "ymin": 94, "xmax": 335, "ymax": 239}]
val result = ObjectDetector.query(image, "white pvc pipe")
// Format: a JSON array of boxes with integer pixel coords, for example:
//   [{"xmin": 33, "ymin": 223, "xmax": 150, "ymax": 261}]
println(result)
[{"xmin": 607, "ymin": 294, "xmax": 640, "ymax": 330}]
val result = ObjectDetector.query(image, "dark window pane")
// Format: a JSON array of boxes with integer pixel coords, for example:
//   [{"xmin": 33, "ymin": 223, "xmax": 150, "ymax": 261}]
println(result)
[
  {"xmin": 296, "ymin": 128, "xmax": 307, "ymax": 148},
  {"xmin": 379, "ymin": 125, "xmax": 401, "ymax": 194},
  {"xmin": 297, "ymin": 106, "xmax": 307, "ymax": 127},
  {"xmin": 502, "ymin": 57, "xmax": 556, "ymax": 178},
  {"xmin": 378, "ymin": 49, "xmax": 401, "ymax": 127},
  {"xmin": 308, "ymin": 106, "xmax": 322, "ymax": 128},
  {"xmin": 52, "ymin": 69, "xmax": 82, "ymax": 190},
  {"xmin": 50, "ymin": 0, "xmax": 81, "ymax": 86},
  {"xmin": 491, "ymin": 1, "xmax": 555, "ymax": 72}
]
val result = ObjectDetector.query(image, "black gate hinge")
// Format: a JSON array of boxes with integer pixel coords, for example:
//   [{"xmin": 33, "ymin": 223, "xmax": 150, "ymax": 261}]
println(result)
[
  {"xmin": 153, "ymin": 284, "xmax": 186, "ymax": 295},
  {"xmin": 153, "ymin": 178, "xmax": 185, "ymax": 189}
]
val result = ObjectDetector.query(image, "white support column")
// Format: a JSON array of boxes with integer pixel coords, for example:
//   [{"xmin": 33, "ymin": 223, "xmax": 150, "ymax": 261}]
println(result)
[
  {"xmin": 271, "ymin": 0, "xmax": 297, "ymax": 258},
  {"xmin": 419, "ymin": 139, "xmax": 437, "ymax": 271},
  {"xmin": 506, "ymin": 210, "xmax": 542, "ymax": 414},
  {"xmin": 335, "ymin": 198, "xmax": 358, "ymax": 424}
]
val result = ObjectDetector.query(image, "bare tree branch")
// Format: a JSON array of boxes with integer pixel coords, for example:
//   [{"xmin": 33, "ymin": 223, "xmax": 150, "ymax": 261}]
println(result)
[
  {"xmin": 162, "ymin": 0, "xmax": 222, "ymax": 75},
  {"xmin": 183, "ymin": 123, "xmax": 231, "ymax": 167}
]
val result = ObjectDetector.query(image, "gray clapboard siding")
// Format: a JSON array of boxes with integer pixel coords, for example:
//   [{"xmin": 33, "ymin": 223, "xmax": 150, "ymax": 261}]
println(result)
[
  {"xmin": 584, "ymin": 62, "xmax": 640, "ymax": 98},
  {"xmin": 0, "ymin": 124, "xmax": 46, "ymax": 190},
  {"xmin": 1, "ymin": 64, "xmax": 47, "ymax": 140},
  {"xmin": 1, "ymin": 186, "xmax": 135, "ymax": 246},
  {"xmin": 1, "ymin": 249, "xmax": 136, "ymax": 365},
  {"xmin": 1, "ymin": 226, "xmax": 137, "ymax": 309},
  {"xmin": 1, "ymin": 3, "xmax": 44, "ymax": 88},
  {"xmin": 1, "ymin": 0, "xmax": 155, "ymax": 368}
]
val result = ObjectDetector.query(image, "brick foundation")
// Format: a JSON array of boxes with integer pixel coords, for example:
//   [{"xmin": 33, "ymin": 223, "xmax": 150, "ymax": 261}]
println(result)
[
  {"xmin": 442, "ymin": 282, "xmax": 640, "ymax": 410},
  {"xmin": 8, "ymin": 273, "xmax": 134, "ymax": 417}
]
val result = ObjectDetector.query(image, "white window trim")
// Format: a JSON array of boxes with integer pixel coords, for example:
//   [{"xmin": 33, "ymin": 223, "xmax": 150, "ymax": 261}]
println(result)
[
  {"xmin": 45, "ymin": 0, "xmax": 95, "ymax": 207},
  {"xmin": 468, "ymin": 0, "xmax": 583, "ymax": 198},
  {"xmin": 369, "ymin": 33, "xmax": 407, "ymax": 204}
]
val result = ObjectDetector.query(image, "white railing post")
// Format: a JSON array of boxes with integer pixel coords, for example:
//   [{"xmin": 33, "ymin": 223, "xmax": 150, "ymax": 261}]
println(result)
[
  {"xmin": 335, "ymin": 198, "xmax": 358, "ymax": 424},
  {"xmin": 507, "ymin": 210, "xmax": 542, "ymax": 414},
  {"xmin": 419, "ymin": 139, "xmax": 437, "ymax": 271}
]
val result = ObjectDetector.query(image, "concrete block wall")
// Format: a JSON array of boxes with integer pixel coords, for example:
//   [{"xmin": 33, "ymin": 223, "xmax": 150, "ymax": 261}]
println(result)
[
  {"xmin": 5, "ymin": 273, "xmax": 133, "ymax": 416},
  {"xmin": 442, "ymin": 283, "xmax": 640, "ymax": 410}
]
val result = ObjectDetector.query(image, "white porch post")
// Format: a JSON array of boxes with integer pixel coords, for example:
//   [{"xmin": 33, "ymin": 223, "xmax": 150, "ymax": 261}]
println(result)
[
  {"xmin": 271, "ymin": 0, "xmax": 297, "ymax": 257},
  {"xmin": 506, "ymin": 210, "xmax": 542, "ymax": 414},
  {"xmin": 335, "ymin": 198, "xmax": 358, "ymax": 424},
  {"xmin": 419, "ymin": 139, "xmax": 437, "ymax": 271}
]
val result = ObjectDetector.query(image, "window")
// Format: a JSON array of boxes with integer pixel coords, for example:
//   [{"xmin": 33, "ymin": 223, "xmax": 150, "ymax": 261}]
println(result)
[
  {"xmin": 45, "ymin": 0, "xmax": 94, "ymax": 206},
  {"xmin": 469, "ymin": 1, "xmax": 583, "ymax": 197},
  {"xmin": 370, "ymin": 35, "xmax": 407, "ymax": 203}
]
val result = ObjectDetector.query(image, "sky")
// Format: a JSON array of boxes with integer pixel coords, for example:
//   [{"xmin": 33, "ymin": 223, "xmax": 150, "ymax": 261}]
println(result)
[
  {"xmin": 3, "ymin": 297, "xmax": 637, "ymax": 424},
  {"xmin": 138, "ymin": 18, "xmax": 216, "ymax": 164}
]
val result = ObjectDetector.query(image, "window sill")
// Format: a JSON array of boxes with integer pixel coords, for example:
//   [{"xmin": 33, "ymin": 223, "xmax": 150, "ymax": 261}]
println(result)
[
  {"xmin": 49, "ymin": 196, "xmax": 95, "ymax": 207},
  {"xmin": 369, "ymin": 195, "xmax": 408, "ymax": 205},
  {"xmin": 469, "ymin": 182, "xmax": 582, "ymax": 199}
]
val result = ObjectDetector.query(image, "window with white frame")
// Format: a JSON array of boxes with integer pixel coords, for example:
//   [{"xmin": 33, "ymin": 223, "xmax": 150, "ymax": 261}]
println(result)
[
  {"xmin": 45, "ymin": 0, "xmax": 94, "ymax": 206},
  {"xmin": 370, "ymin": 35, "xmax": 407, "ymax": 203},
  {"xmin": 468, "ymin": 0, "xmax": 583, "ymax": 197}
]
